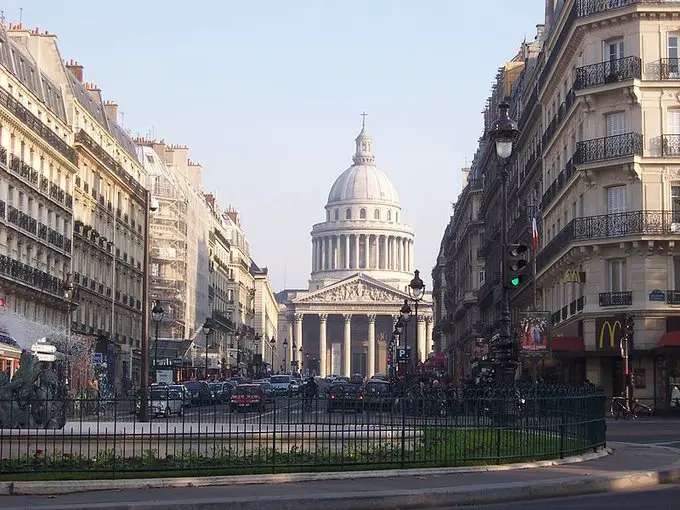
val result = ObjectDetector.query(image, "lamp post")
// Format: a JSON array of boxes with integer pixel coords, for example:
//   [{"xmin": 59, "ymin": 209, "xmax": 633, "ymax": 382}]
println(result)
[
  {"xmin": 151, "ymin": 302, "xmax": 164, "ymax": 382},
  {"xmin": 282, "ymin": 338, "xmax": 288, "ymax": 374},
  {"xmin": 408, "ymin": 270, "xmax": 425, "ymax": 371},
  {"xmin": 269, "ymin": 337, "xmax": 276, "ymax": 375},
  {"xmin": 488, "ymin": 100, "xmax": 520, "ymax": 383},
  {"xmin": 62, "ymin": 274, "xmax": 74, "ymax": 394},
  {"xmin": 292, "ymin": 340, "xmax": 297, "ymax": 372},
  {"xmin": 299, "ymin": 347, "xmax": 303, "ymax": 374},
  {"xmin": 392, "ymin": 318, "xmax": 404, "ymax": 380},
  {"xmin": 234, "ymin": 326, "xmax": 243, "ymax": 376},
  {"xmin": 202, "ymin": 318, "xmax": 214, "ymax": 380}
]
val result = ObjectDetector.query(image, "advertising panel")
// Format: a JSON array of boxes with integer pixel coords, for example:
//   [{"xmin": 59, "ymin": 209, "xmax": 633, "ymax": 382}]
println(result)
[{"xmin": 518, "ymin": 311, "xmax": 551, "ymax": 354}]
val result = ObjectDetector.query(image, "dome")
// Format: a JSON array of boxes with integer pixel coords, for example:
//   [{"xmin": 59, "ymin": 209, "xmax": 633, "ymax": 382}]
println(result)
[{"xmin": 326, "ymin": 124, "xmax": 400, "ymax": 207}]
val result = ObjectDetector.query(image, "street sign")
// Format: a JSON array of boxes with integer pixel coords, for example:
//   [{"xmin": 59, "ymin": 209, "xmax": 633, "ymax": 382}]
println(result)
[
  {"xmin": 35, "ymin": 353, "xmax": 57, "ymax": 363},
  {"xmin": 172, "ymin": 357, "xmax": 183, "ymax": 367},
  {"xmin": 396, "ymin": 347, "xmax": 411, "ymax": 363},
  {"xmin": 31, "ymin": 342, "xmax": 57, "ymax": 354},
  {"xmin": 92, "ymin": 352, "xmax": 104, "ymax": 365}
]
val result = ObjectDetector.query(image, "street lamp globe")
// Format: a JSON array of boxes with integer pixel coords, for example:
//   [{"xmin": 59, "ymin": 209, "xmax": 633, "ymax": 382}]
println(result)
[
  {"xmin": 269, "ymin": 337, "xmax": 276, "ymax": 348},
  {"xmin": 488, "ymin": 101, "xmax": 519, "ymax": 160},
  {"xmin": 151, "ymin": 302, "xmax": 164, "ymax": 323},
  {"xmin": 62, "ymin": 274, "xmax": 74, "ymax": 300},
  {"xmin": 202, "ymin": 318, "xmax": 214, "ymax": 336},
  {"xmin": 394, "ymin": 318, "xmax": 404, "ymax": 336},
  {"xmin": 283, "ymin": 338, "xmax": 288, "ymax": 348},
  {"xmin": 400, "ymin": 299, "xmax": 412, "ymax": 321},
  {"xmin": 408, "ymin": 270, "xmax": 425, "ymax": 301}
]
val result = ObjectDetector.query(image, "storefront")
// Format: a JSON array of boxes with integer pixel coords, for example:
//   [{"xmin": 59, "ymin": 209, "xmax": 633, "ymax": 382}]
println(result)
[{"xmin": 653, "ymin": 331, "xmax": 680, "ymax": 415}]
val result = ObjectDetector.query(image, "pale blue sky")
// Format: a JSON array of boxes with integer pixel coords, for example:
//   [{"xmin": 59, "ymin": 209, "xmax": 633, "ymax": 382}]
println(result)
[{"xmin": 4, "ymin": 0, "xmax": 544, "ymax": 290}]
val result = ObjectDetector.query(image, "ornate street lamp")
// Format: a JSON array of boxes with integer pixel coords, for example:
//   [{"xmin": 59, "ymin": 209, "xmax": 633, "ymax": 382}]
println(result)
[
  {"xmin": 282, "ymin": 338, "xmax": 288, "ymax": 374},
  {"xmin": 62, "ymin": 274, "xmax": 75, "ymax": 395},
  {"xmin": 488, "ymin": 100, "xmax": 520, "ymax": 383},
  {"xmin": 151, "ymin": 302, "xmax": 164, "ymax": 381},
  {"xmin": 407, "ymin": 270, "xmax": 425, "ymax": 369},
  {"xmin": 202, "ymin": 318, "xmax": 214, "ymax": 380},
  {"xmin": 299, "ymin": 346, "xmax": 303, "ymax": 372}
]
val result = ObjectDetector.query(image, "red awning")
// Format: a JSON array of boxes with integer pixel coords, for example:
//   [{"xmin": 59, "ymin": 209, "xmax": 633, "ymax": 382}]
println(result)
[
  {"xmin": 657, "ymin": 331, "xmax": 680, "ymax": 348},
  {"xmin": 552, "ymin": 336, "xmax": 585, "ymax": 351},
  {"xmin": 422, "ymin": 353, "xmax": 447, "ymax": 368}
]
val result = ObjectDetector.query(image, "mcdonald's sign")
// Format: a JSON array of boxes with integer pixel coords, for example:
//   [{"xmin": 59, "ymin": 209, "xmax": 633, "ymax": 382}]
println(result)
[
  {"xmin": 595, "ymin": 316, "xmax": 624, "ymax": 351},
  {"xmin": 561, "ymin": 268, "xmax": 586, "ymax": 283}
]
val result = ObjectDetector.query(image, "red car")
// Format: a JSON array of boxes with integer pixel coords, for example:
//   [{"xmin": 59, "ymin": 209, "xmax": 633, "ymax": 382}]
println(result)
[{"xmin": 230, "ymin": 384, "xmax": 266, "ymax": 411}]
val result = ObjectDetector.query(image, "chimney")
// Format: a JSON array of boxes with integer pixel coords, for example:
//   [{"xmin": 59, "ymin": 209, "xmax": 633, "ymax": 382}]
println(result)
[
  {"xmin": 65, "ymin": 59, "xmax": 84, "ymax": 82},
  {"xmin": 84, "ymin": 82, "xmax": 103, "ymax": 104},
  {"xmin": 104, "ymin": 101, "xmax": 119, "ymax": 123},
  {"xmin": 536, "ymin": 24, "xmax": 545, "ymax": 42},
  {"xmin": 226, "ymin": 210, "xmax": 240, "ymax": 226}
]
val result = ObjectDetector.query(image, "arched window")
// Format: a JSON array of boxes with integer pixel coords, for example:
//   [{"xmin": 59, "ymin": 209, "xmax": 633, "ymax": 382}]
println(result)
[
  {"xmin": 395, "ymin": 212, "xmax": 399, "ymax": 222},
  {"xmin": 360, "ymin": 208, "xmax": 367, "ymax": 219},
  {"xmin": 374, "ymin": 209, "xmax": 380, "ymax": 220},
  {"xmin": 387, "ymin": 210, "xmax": 392, "ymax": 221},
  {"xmin": 334, "ymin": 209, "xmax": 339, "ymax": 220},
  {"xmin": 345, "ymin": 208, "xmax": 352, "ymax": 219}
]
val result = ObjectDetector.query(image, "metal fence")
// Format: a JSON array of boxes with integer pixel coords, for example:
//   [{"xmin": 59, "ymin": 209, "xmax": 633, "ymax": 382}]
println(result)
[{"xmin": 0, "ymin": 384, "xmax": 606, "ymax": 479}]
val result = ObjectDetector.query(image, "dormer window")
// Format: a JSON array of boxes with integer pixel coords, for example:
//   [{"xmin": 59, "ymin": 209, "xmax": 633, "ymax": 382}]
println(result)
[
  {"xmin": 360, "ymin": 208, "xmax": 366, "ymax": 219},
  {"xmin": 345, "ymin": 209, "xmax": 352, "ymax": 220}
]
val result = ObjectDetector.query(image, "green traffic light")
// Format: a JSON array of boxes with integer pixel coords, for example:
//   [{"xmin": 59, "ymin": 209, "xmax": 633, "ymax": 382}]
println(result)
[{"xmin": 510, "ymin": 277, "xmax": 520, "ymax": 287}]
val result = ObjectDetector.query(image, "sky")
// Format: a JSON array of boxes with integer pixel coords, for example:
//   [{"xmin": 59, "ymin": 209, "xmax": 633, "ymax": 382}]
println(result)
[{"xmin": 3, "ymin": 0, "xmax": 545, "ymax": 291}]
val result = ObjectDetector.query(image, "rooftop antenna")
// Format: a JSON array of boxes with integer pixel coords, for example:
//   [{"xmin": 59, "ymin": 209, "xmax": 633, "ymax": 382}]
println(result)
[{"xmin": 19, "ymin": 7, "xmax": 22, "ymax": 24}]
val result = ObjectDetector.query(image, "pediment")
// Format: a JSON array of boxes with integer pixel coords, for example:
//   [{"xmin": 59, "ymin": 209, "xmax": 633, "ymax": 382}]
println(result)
[{"xmin": 293, "ymin": 274, "xmax": 409, "ymax": 305}]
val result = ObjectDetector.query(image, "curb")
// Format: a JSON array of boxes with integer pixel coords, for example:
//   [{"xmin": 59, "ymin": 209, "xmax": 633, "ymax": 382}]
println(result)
[
  {"xmin": 5, "ymin": 448, "xmax": 610, "ymax": 496},
  {"xmin": 8, "ymin": 467, "xmax": 680, "ymax": 510}
]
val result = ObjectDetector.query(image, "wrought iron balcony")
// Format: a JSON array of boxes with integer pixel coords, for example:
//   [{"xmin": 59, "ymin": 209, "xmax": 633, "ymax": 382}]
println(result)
[
  {"xmin": 652, "ymin": 58, "xmax": 680, "ymax": 80},
  {"xmin": 0, "ymin": 254, "xmax": 63, "ymax": 296},
  {"xmin": 541, "ymin": 159, "xmax": 575, "ymax": 210},
  {"xmin": 74, "ymin": 130, "xmax": 144, "ymax": 201},
  {"xmin": 574, "ymin": 56, "xmax": 641, "ymax": 90},
  {"xmin": 0, "ymin": 86, "xmax": 76, "ymax": 164},
  {"xmin": 575, "ymin": 133, "xmax": 643, "ymax": 165},
  {"xmin": 661, "ymin": 134, "xmax": 680, "ymax": 157},
  {"xmin": 537, "ymin": 210, "xmax": 679, "ymax": 271},
  {"xmin": 667, "ymin": 290, "xmax": 680, "ymax": 305},
  {"xmin": 0, "ymin": 200, "xmax": 4, "ymax": 219},
  {"xmin": 0, "ymin": 146, "xmax": 6, "ymax": 164},
  {"xmin": 599, "ymin": 291, "xmax": 632, "ymax": 307}
]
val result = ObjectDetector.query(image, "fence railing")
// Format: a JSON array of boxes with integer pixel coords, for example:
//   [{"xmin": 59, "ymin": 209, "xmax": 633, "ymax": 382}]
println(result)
[{"xmin": 0, "ymin": 385, "xmax": 606, "ymax": 478}]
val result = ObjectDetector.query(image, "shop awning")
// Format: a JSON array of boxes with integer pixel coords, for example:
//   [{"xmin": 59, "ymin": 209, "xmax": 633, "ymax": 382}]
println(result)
[
  {"xmin": 657, "ymin": 331, "xmax": 680, "ymax": 348},
  {"xmin": 421, "ymin": 353, "xmax": 447, "ymax": 368},
  {"xmin": 552, "ymin": 336, "xmax": 584, "ymax": 351}
]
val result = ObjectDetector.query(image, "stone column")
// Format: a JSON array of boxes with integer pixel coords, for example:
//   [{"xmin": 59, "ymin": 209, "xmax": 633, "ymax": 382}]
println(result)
[
  {"xmin": 425, "ymin": 316, "xmax": 434, "ymax": 357},
  {"xmin": 354, "ymin": 234, "xmax": 360, "ymax": 269},
  {"xmin": 343, "ymin": 314, "xmax": 352, "ymax": 377},
  {"xmin": 319, "ymin": 313, "xmax": 328, "ymax": 377},
  {"xmin": 377, "ymin": 235, "xmax": 383, "ymax": 269},
  {"xmin": 321, "ymin": 238, "xmax": 326, "ymax": 271},
  {"xmin": 364, "ymin": 235, "xmax": 369, "ymax": 269},
  {"xmin": 287, "ymin": 318, "xmax": 294, "ymax": 371},
  {"xmin": 344, "ymin": 235, "xmax": 350, "ymax": 269},
  {"xmin": 294, "ymin": 314, "xmax": 304, "ymax": 360},
  {"xmin": 334, "ymin": 235, "xmax": 339, "ymax": 269},
  {"xmin": 417, "ymin": 315, "xmax": 427, "ymax": 363},
  {"xmin": 402, "ymin": 238, "xmax": 407, "ymax": 271},
  {"xmin": 367, "ymin": 314, "xmax": 376, "ymax": 379}
]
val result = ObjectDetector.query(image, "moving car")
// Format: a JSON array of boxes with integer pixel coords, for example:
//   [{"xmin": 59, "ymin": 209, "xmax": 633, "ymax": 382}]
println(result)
[
  {"xmin": 230, "ymin": 384, "xmax": 267, "ymax": 411},
  {"xmin": 138, "ymin": 387, "xmax": 184, "ymax": 417},
  {"xmin": 210, "ymin": 381, "xmax": 232, "ymax": 404},
  {"xmin": 270, "ymin": 374, "xmax": 294, "ymax": 394},
  {"xmin": 182, "ymin": 380, "xmax": 213, "ymax": 406},
  {"xmin": 169, "ymin": 384, "xmax": 192, "ymax": 407},
  {"xmin": 327, "ymin": 382, "xmax": 362, "ymax": 413},
  {"xmin": 359, "ymin": 379, "xmax": 393, "ymax": 411}
]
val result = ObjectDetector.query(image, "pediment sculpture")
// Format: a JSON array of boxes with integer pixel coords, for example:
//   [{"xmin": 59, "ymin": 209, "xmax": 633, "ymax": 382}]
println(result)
[{"xmin": 309, "ymin": 281, "xmax": 401, "ymax": 303}]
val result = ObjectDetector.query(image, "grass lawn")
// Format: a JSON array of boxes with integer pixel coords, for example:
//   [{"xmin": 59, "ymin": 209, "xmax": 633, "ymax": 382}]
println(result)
[{"xmin": 0, "ymin": 428, "xmax": 593, "ymax": 481}]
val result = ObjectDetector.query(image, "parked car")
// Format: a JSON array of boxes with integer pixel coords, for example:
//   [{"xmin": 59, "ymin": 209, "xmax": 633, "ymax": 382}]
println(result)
[
  {"xmin": 230, "ymin": 384, "xmax": 267, "ymax": 411},
  {"xmin": 138, "ymin": 387, "xmax": 184, "ymax": 417},
  {"xmin": 182, "ymin": 380, "xmax": 213, "ymax": 406},
  {"xmin": 254, "ymin": 381, "xmax": 275, "ymax": 402},
  {"xmin": 359, "ymin": 379, "xmax": 393, "ymax": 411},
  {"xmin": 210, "ymin": 382, "xmax": 232, "ymax": 404},
  {"xmin": 327, "ymin": 382, "xmax": 362, "ymax": 413}
]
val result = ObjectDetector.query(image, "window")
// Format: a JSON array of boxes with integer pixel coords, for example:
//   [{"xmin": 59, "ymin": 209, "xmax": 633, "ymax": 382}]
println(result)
[
  {"xmin": 672, "ymin": 186, "xmax": 680, "ymax": 222},
  {"xmin": 607, "ymin": 259, "xmax": 627, "ymax": 292},
  {"xmin": 604, "ymin": 38, "xmax": 624, "ymax": 73},
  {"xmin": 334, "ymin": 209, "xmax": 339, "ymax": 220},
  {"xmin": 146, "ymin": 154, "xmax": 154, "ymax": 164},
  {"xmin": 669, "ymin": 34, "xmax": 679, "ymax": 78},
  {"xmin": 607, "ymin": 185, "xmax": 626, "ymax": 214},
  {"xmin": 674, "ymin": 256, "xmax": 680, "ymax": 290},
  {"xmin": 669, "ymin": 109, "xmax": 680, "ymax": 135},
  {"xmin": 345, "ymin": 208, "xmax": 352, "ymax": 220},
  {"xmin": 360, "ymin": 208, "xmax": 366, "ymax": 219},
  {"xmin": 478, "ymin": 270, "xmax": 485, "ymax": 286},
  {"xmin": 606, "ymin": 112, "xmax": 626, "ymax": 136},
  {"xmin": 374, "ymin": 209, "xmax": 380, "ymax": 220},
  {"xmin": 387, "ymin": 210, "xmax": 392, "ymax": 221}
]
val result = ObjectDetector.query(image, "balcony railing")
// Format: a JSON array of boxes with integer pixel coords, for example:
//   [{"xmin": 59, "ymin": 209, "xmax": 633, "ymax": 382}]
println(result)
[
  {"xmin": 4, "ymin": 154, "xmax": 72, "ymax": 211},
  {"xmin": 0, "ymin": 87, "xmax": 76, "ymax": 164},
  {"xmin": 74, "ymin": 130, "xmax": 144, "ymax": 201},
  {"xmin": 661, "ymin": 134, "xmax": 680, "ymax": 157},
  {"xmin": 575, "ymin": 133, "xmax": 643, "ymax": 164},
  {"xmin": 541, "ymin": 159, "xmax": 575, "ymax": 211},
  {"xmin": 652, "ymin": 58, "xmax": 680, "ymax": 80},
  {"xmin": 667, "ymin": 290, "xmax": 680, "ymax": 305},
  {"xmin": 574, "ymin": 56, "xmax": 641, "ymax": 90},
  {"xmin": 599, "ymin": 291, "xmax": 632, "ymax": 307},
  {"xmin": 0, "ymin": 254, "xmax": 63, "ymax": 296},
  {"xmin": 537, "ymin": 210, "xmax": 679, "ymax": 271}
]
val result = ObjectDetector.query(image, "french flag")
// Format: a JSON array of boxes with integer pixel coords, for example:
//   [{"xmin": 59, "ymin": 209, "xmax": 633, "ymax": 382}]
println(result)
[{"xmin": 532, "ymin": 215, "xmax": 539, "ymax": 251}]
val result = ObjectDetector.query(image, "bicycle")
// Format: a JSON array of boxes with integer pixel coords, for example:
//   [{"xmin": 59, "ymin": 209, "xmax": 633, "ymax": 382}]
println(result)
[
  {"xmin": 610, "ymin": 396, "xmax": 652, "ymax": 420},
  {"xmin": 302, "ymin": 392, "xmax": 316, "ymax": 412}
]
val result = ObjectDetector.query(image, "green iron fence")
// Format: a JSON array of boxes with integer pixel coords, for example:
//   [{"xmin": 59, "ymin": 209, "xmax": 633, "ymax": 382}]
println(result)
[{"xmin": 0, "ymin": 384, "xmax": 606, "ymax": 479}]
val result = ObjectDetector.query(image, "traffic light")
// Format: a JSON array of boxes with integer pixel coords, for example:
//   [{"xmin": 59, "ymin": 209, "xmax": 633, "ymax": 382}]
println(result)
[
  {"xmin": 624, "ymin": 314, "xmax": 634, "ymax": 334},
  {"xmin": 506, "ymin": 243, "xmax": 529, "ymax": 288}
]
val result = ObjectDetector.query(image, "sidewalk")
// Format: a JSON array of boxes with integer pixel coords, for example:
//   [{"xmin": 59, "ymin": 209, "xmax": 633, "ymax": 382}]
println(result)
[{"xmin": 0, "ymin": 443, "xmax": 678, "ymax": 509}]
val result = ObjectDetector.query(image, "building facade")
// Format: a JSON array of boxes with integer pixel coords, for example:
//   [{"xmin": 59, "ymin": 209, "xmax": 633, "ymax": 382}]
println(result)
[
  {"xmin": 0, "ymin": 23, "xmax": 76, "ymax": 372},
  {"xmin": 278, "ymin": 122, "xmax": 433, "ymax": 378},
  {"xmin": 438, "ymin": 0, "xmax": 680, "ymax": 412}
]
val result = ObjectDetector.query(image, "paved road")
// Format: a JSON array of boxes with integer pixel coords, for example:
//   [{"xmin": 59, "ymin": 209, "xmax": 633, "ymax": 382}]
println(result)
[
  {"xmin": 449, "ymin": 483, "xmax": 680, "ymax": 509},
  {"xmin": 606, "ymin": 418, "xmax": 680, "ymax": 447}
]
